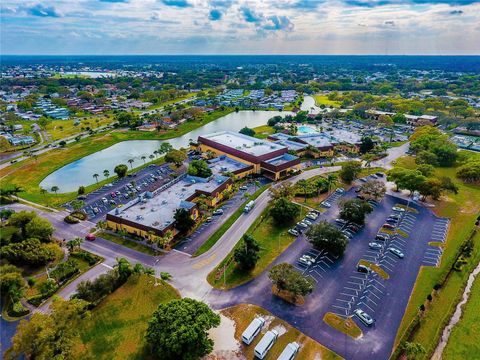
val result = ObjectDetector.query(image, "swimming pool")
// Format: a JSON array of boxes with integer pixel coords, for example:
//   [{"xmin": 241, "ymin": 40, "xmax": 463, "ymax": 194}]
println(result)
[{"xmin": 297, "ymin": 125, "xmax": 318, "ymax": 134}]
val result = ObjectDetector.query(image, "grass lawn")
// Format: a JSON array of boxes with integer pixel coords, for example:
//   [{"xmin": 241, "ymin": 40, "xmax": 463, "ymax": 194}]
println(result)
[
  {"xmin": 223, "ymin": 304, "xmax": 342, "ymax": 360},
  {"xmin": 313, "ymin": 94, "xmax": 341, "ymax": 108},
  {"xmin": 45, "ymin": 115, "xmax": 115, "ymax": 141},
  {"xmin": 443, "ymin": 273, "xmax": 480, "ymax": 360},
  {"xmin": 0, "ymin": 108, "xmax": 234, "ymax": 207},
  {"xmin": 207, "ymin": 205, "xmax": 307, "ymax": 289},
  {"xmin": 98, "ymin": 231, "xmax": 161, "ymax": 256},
  {"xmin": 393, "ymin": 153, "xmax": 480, "ymax": 358},
  {"xmin": 323, "ymin": 312, "xmax": 363, "ymax": 339},
  {"xmin": 193, "ymin": 184, "xmax": 270, "ymax": 257},
  {"xmin": 74, "ymin": 274, "xmax": 180, "ymax": 360},
  {"xmin": 253, "ymin": 125, "xmax": 275, "ymax": 139}
]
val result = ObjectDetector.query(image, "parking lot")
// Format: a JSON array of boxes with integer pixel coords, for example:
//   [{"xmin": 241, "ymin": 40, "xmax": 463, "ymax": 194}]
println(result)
[
  {"xmin": 64, "ymin": 164, "xmax": 174, "ymax": 221},
  {"xmin": 233, "ymin": 185, "xmax": 450, "ymax": 360}
]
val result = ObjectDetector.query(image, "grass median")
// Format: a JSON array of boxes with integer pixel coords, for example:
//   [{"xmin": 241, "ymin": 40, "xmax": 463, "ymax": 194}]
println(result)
[
  {"xmin": 193, "ymin": 184, "xmax": 270, "ymax": 257},
  {"xmin": 97, "ymin": 231, "xmax": 161, "ymax": 256},
  {"xmin": 323, "ymin": 312, "xmax": 363, "ymax": 339},
  {"xmin": 207, "ymin": 204, "xmax": 307, "ymax": 290}
]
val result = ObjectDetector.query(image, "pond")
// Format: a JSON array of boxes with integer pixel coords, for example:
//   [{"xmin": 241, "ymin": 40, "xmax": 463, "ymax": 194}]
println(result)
[
  {"xmin": 40, "ymin": 110, "xmax": 291, "ymax": 193},
  {"xmin": 300, "ymin": 95, "xmax": 322, "ymax": 114}
]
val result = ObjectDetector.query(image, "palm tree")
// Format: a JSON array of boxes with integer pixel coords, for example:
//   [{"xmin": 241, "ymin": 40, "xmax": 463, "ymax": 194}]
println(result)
[
  {"xmin": 93, "ymin": 173, "xmax": 99, "ymax": 184},
  {"xmin": 51, "ymin": 186, "xmax": 59, "ymax": 194},
  {"xmin": 297, "ymin": 179, "xmax": 309, "ymax": 203},
  {"xmin": 326, "ymin": 174, "xmax": 337, "ymax": 194},
  {"xmin": 11, "ymin": 186, "xmax": 23, "ymax": 200},
  {"xmin": 141, "ymin": 155, "xmax": 146, "ymax": 164},
  {"xmin": 149, "ymin": 154, "xmax": 155, "ymax": 161},
  {"xmin": 153, "ymin": 150, "xmax": 159, "ymax": 158},
  {"xmin": 315, "ymin": 178, "xmax": 328, "ymax": 196},
  {"xmin": 103, "ymin": 169, "xmax": 110, "ymax": 179},
  {"xmin": 128, "ymin": 159, "xmax": 134, "ymax": 170}
]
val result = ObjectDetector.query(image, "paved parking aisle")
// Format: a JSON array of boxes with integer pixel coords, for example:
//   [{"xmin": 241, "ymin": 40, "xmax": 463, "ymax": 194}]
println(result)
[{"xmin": 422, "ymin": 217, "xmax": 450, "ymax": 267}]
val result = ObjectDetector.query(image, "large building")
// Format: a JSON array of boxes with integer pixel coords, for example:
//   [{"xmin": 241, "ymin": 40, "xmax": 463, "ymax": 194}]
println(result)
[
  {"xmin": 106, "ymin": 173, "xmax": 232, "ymax": 241},
  {"xmin": 194, "ymin": 131, "xmax": 301, "ymax": 180}
]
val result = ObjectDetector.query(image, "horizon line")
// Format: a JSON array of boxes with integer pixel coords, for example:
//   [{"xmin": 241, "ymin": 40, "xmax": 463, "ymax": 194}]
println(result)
[{"xmin": 1, "ymin": 54, "xmax": 480, "ymax": 57}]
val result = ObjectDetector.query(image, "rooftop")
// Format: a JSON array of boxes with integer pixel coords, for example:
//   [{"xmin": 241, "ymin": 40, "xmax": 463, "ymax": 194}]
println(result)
[
  {"xmin": 200, "ymin": 131, "xmax": 286, "ymax": 157},
  {"xmin": 265, "ymin": 153, "xmax": 298, "ymax": 166},
  {"xmin": 110, "ymin": 173, "xmax": 229, "ymax": 231},
  {"xmin": 207, "ymin": 155, "xmax": 251, "ymax": 174}
]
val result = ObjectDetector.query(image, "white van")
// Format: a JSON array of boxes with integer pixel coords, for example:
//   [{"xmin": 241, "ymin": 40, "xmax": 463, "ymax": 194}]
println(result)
[
  {"xmin": 277, "ymin": 342, "xmax": 300, "ymax": 360},
  {"xmin": 242, "ymin": 317, "xmax": 265, "ymax": 345},
  {"xmin": 254, "ymin": 329, "xmax": 279, "ymax": 359}
]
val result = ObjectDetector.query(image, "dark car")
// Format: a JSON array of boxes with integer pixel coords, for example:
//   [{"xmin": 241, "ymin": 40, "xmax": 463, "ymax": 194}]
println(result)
[{"xmin": 382, "ymin": 223, "xmax": 395, "ymax": 230}]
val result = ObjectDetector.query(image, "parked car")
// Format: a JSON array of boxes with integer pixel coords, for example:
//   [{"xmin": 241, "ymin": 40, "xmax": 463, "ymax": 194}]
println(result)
[
  {"xmin": 320, "ymin": 201, "xmax": 331, "ymax": 208},
  {"xmin": 369, "ymin": 242, "xmax": 383, "ymax": 250},
  {"xmin": 298, "ymin": 257, "xmax": 312, "ymax": 267},
  {"xmin": 335, "ymin": 188, "xmax": 345, "ymax": 194},
  {"xmin": 388, "ymin": 247, "xmax": 405, "ymax": 258},
  {"xmin": 302, "ymin": 254, "xmax": 316, "ymax": 263},
  {"xmin": 386, "ymin": 217, "xmax": 398, "ymax": 224},
  {"xmin": 375, "ymin": 172, "xmax": 384, "ymax": 177},
  {"xmin": 357, "ymin": 264, "xmax": 370, "ymax": 273},
  {"xmin": 382, "ymin": 223, "xmax": 395, "ymax": 230},
  {"xmin": 354, "ymin": 309, "xmax": 374, "ymax": 326},
  {"xmin": 335, "ymin": 218, "xmax": 347, "ymax": 225},
  {"xmin": 302, "ymin": 219, "xmax": 313, "ymax": 226},
  {"xmin": 288, "ymin": 228, "xmax": 300, "ymax": 236},
  {"xmin": 375, "ymin": 234, "xmax": 390, "ymax": 241},
  {"xmin": 212, "ymin": 209, "xmax": 224, "ymax": 215},
  {"xmin": 392, "ymin": 206, "xmax": 406, "ymax": 212},
  {"xmin": 239, "ymin": 185, "xmax": 248, "ymax": 191},
  {"xmin": 206, "ymin": 217, "xmax": 213, "ymax": 222},
  {"xmin": 93, "ymin": 207, "xmax": 99, "ymax": 214}
]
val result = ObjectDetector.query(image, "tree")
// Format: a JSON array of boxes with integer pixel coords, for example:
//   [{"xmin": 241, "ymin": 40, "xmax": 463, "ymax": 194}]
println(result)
[
  {"xmin": 326, "ymin": 174, "xmax": 337, "ymax": 194},
  {"xmin": 174, "ymin": 208, "xmax": 195, "ymax": 233},
  {"xmin": 340, "ymin": 161, "xmax": 362, "ymax": 183},
  {"xmin": 9, "ymin": 211, "xmax": 36, "ymax": 238},
  {"xmin": 306, "ymin": 221, "xmax": 348, "ymax": 257},
  {"xmin": 297, "ymin": 179, "xmax": 309, "ymax": 202},
  {"xmin": 77, "ymin": 186, "xmax": 85, "ymax": 195},
  {"xmin": 388, "ymin": 167, "xmax": 426, "ymax": 194},
  {"xmin": 403, "ymin": 342, "xmax": 426, "ymax": 360},
  {"xmin": 339, "ymin": 198, "xmax": 373, "ymax": 225},
  {"xmin": 233, "ymin": 234, "xmax": 260, "ymax": 271},
  {"xmin": 50, "ymin": 186, "xmax": 59, "ymax": 194},
  {"xmin": 115, "ymin": 258, "xmax": 133, "ymax": 283},
  {"xmin": 359, "ymin": 137, "xmax": 375, "ymax": 154},
  {"xmin": 456, "ymin": 160, "xmax": 480, "ymax": 183},
  {"xmin": 66, "ymin": 237, "xmax": 83, "ymax": 252},
  {"xmin": 165, "ymin": 149, "xmax": 187, "ymax": 167},
  {"xmin": 159, "ymin": 142, "xmax": 173, "ymax": 154},
  {"xmin": 0, "ymin": 264, "xmax": 26, "ymax": 302},
  {"xmin": 70, "ymin": 200, "xmax": 85, "ymax": 211},
  {"xmin": 269, "ymin": 263, "xmax": 315, "ymax": 300},
  {"xmin": 114, "ymin": 164, "xmax": 128, "ymax": 178},
  {"xmin": 187, "ymin": 160, "xmax": 212, "ymax": 178},
  {"xmin": 270, "ymin": 198, "xmax": 300, "ymax": 224},
  {"xmin": 415, "ymin": 150, "xmax": 438, "ymax": 166},
  {"xmin": 239, "ymin": 127, "xmax": 255, "ymax": 137},
  {"xmin": 269, "ymin": 181, "xmax": 295, "ymax": 200},
  {"xmin": 93, "ymin": 173, "xmax": 99, "ymax": 184},
  {"xmin": 25, "ymin": 217, "xmax": 54, "ymax": 241},
  {"xmin": 7, "ymin": 298, "xmax": 89, "ymax": 360},
  {"xmin": 146, "ymin": 298, "xmax": 220, "ymax": 360},
  {"xmin": 141, "ymin": 155, "xmax": 146, "ymax": 164},
  {"xmin": 358, "ymin": 180, "xmax": 386, "ymax": 201},
  {"xmin": 128, "ymin": 159, "xmax": 134, "ymax": 169},
  {"xmin": 103, "ymin": 169, "xmax": 110, "ymax": 179},
  {"xmin": 1, "ymin": 238, "xmax": 56, "ymax": 266},
  {"xmin": 417, "ymin": 163, "xmax": 435, "ymax": 177}
]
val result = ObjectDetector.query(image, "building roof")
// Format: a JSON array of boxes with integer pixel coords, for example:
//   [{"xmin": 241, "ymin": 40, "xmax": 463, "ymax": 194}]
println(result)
[
  {"xmin": 110, "ymin": 173, "xmax": 229, "ymax": 232},
  {"xmin": 264, "ymin": 153, "xmax": 298, "ymax": 167},
  {"xmin": 207, "ymin": 155, "xmax": 251, "ymax": 174},
  {"xmin": 200, "ymin": 131, "xmax": 286, "ymax": 157}
]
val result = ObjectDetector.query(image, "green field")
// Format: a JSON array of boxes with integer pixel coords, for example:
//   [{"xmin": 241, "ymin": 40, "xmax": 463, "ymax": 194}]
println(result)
[
  {"xmin": 443, "ymin": 274, "xmax": 480, "ymax": 359},
  {"xmin": 207, "ymin": 205, "xmax": 307, "ymax": 289},
  {"xmin": 74, "ymin": 274, "xmax": 180, "ymax": 360},
  {"xmin": 0, "ymin": 108, "xmax": 234, "ymax": 207},
  {"xmin": 252, "ymin": 125, "xmax": 275, "ymax": 139},
  {"xmin": 393, "ymin": 153, "xmax": 480, "ymax": 358},
  {"xmin": 313, "ymin": 94, "xmax": 341, "ymax": 108}
]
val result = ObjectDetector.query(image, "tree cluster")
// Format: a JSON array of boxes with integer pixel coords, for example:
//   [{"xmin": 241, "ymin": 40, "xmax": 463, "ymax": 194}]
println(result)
[
  {"xmin": 340, "ymin": 161, "xmax": 362, "ymax": 183},
  {"xmin": 270, "ymin": 197, "xmax": 300, "ymax": 224},
  {"xmin": 233, "ymin": 234, "xmax": 260, "ymax": 271},
  {"xmin": 187, "ymin": 160, "xmax": 212, "ymax": 178},
  {"xmin": 306, "ymin": 221, "xmax": 349, "ymax": 257},
  {"xmin": 268, "ymin": 263, "xmax": 315, "ymax": 300},
  {"xmin": 410, "ymin": 126, "xmax": 458, "ymax": 167}
]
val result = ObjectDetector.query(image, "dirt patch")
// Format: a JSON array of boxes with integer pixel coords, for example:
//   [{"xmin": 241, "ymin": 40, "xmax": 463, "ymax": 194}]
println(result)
[{"xmin": 205, "ymin": 313, "xmax": 244, "ymax": 360}]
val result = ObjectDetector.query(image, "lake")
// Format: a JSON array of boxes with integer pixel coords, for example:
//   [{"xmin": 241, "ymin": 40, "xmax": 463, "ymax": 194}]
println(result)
[
  {"xmin": 300, "ymin": 95, "xmax": 322, "ymax": 114},
  {"xmin": 40, "ymin": 110, "xmax": 291, "ymax": 193}
]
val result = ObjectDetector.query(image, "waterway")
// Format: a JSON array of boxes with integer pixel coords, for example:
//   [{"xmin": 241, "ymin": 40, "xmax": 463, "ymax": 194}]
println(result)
[
  {"xmin": 300, "ymin": 95, "xmax": 322, "ymax": 114},
  {"xmin": 40, "ymin": 110, "xmax": 291, "ymax": 193}
]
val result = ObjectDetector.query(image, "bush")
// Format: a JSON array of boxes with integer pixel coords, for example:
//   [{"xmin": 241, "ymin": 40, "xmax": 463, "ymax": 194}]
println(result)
[
  {"xmin": 64, "ymin": 215, "xmax": 79, "ymax": 224},
  {"xmin": 9, "ymin": 301, "xmax": 29, "ymax": 317},
  {"xmin": 27, "ymin": 294, "xmax": 48, "ymax": 307},
  {"xmin": 434, "ymin": 284, "xmax": 442, "ymax": 291},
  {"xmin": 71, "ymin": 211, "xmax": 87, "ymax": 221},
  {"xmin": 27, "ymin": 276, "xmax": 36, "ymax": 287},
  {"xmin": 427, "ymin": 294, "xmax": 433, "ymax": 302},
  {"xmin": 70, "ymin": 250, "xmax": 100, "ymax": 266},
  {"xmin": 160, "ymin": 272, "xmax": 172, "ymax": 281},
  {"xmin": 419, "ymin": 304, "xmax": 425, "ymax": 311},
  {"xmin": 50, "ymin": 259, "xmax": 79, "ymax": 283}
]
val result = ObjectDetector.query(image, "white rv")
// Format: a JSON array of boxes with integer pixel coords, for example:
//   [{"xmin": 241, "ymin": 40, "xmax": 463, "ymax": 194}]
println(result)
[
  {"xmin": 241, "ymin": 317, "xmax": 265, "ymax": 345},
  {"xmin": 254, "ymin": 329, "xmax": 279, "ymax": 359}
]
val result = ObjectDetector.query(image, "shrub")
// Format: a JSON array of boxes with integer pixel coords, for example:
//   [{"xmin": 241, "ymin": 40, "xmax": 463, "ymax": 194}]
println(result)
[
  {"xmin": 419, "ymin": 304, "xmax": 425, "ymax": 311},
  {"xmin": 27, "ymin": 277, "xmax": 36, "ymax": 287},
  {"xmin": 71, "ymin": 211, "xmax": 87, "ymax": 221},
  {"xmin": 160, "ymin": 272, "xmax": 172, "ymax": 281},
  {"xmin": 50, "ymin": 259, "xmax": 79, "ymax": 283},
  {"xmin": 9, "ymin": 301, "xmax": 29, "ymax": 317},
  {"xmin": 70, "ymin": 250, "xmax": 100, "ymax": 266},
  {"xmin": 427, "ymin": 294, "xmax": 433, "ymax": 302},
  {"xmin": 64, "ymin": 215, "xmax": 79, "ymax": 224}
]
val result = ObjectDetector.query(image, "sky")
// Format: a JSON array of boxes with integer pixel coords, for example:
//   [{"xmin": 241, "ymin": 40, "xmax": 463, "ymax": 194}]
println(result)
[{"xmin": 1, "ymin": 0, "xmax": 479, "ymax": 55}]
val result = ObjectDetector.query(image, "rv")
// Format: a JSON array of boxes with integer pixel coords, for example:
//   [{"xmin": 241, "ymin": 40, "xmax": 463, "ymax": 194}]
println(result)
[
  {"xmin": 254, "ymin": 329, "xmax": 279, "ymax": 359},
  {"xmin": 242, "ymin": 317, "xmax": 265, "ymax": 345},
  {"xmin": 244, "ymin": 200, "xmax": 255, "ymax": 213},
  {"xmin": 277, "ymin": 342, "xmax": 300, "ymax": 360}
]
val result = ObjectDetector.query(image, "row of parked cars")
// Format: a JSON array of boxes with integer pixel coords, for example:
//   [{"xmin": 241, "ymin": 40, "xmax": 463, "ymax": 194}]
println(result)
[
  {"xmin": 242, "ymin": 317, "xmax": 301, "ymax": 359},
  {"xmin": 288, "ymin": 209, "xmax": 321, "ymax": 237}
]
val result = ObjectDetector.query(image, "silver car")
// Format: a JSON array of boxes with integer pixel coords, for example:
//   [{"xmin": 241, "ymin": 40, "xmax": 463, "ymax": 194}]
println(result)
[
  {"xmin": 354, "ymin": 309, "xmax": 374, "ymax": 326},
  {"xmin": 388, "ymin": 247, "xmax": 405, "ymax": 258}
]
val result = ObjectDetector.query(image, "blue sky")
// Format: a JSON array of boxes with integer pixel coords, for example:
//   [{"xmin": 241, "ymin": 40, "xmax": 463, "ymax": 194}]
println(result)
[{"xmin": 1, "ymin": 0, "xmax": 479, "ymax": 55}]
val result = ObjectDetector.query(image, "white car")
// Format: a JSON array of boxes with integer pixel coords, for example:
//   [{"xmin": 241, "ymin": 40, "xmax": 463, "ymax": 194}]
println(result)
[
  {"xmin": 368, "ymin": 242, "xmax": 383, "ymax": 250},
  {"xmin": 298, "ymin": 257, "xmax": 312, "ymax": 266},
  {"xmin": 392, "ymin": 206, "xmax": 406, "ymax": 212},
  {"xmin": 388, "ymin": 247, "xmax": 405, "ymax": 258},
  {"xmin": 303, "ymin": 219, "xmax": 313, "ymax": 226},
  {"xmin": 354, "ymin": 309, "xmax": 374, "ymax": 326},
  {"xmin": 321, "ymin": 201, "xmax": 332, "ymax": 208},
  {"xmin": 302, "ymin": 254, "xmax": 316, "ymax": 263},
  {"xmin": 306, "ymin": 213, "xmax": 318, "ymax": 221},
  {"xmin": 212, "ymin": 209, "xmax": 224, "ymax": 215},
  {"xmin": 297, "ymin": 221, "xmax": 309, "ymax": 229},
  {"xmin": 288, "ymin": 228, "xmax": 300, "ymax": 236},
  {"xmin": 335, "ymin": 188, "xmax": 345, "ymax": 194},
  {"xmin": 239, "ymin": 185, "xmax": 248, "ymax": 191}
]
